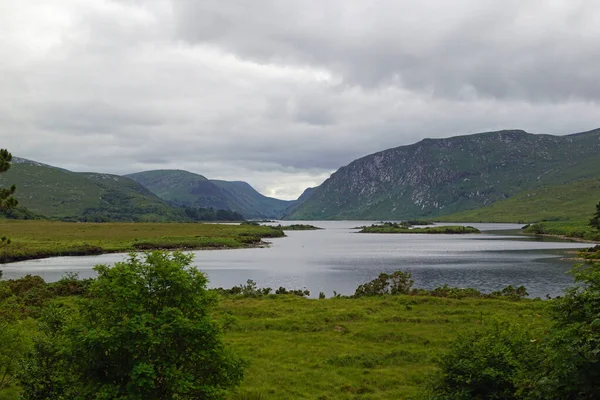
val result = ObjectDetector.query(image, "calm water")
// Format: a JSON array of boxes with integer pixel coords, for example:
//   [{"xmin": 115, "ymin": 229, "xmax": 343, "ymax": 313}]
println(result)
[{"xmin": 0, "ymin": 222, "xmax": 590, "ymax": 298}]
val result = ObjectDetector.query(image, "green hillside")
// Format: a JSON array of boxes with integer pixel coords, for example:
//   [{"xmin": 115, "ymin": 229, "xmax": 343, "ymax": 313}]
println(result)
[
  {"xmin": 0, "ymin": 158, "xmax": 188, "ymax": 222},
  {"xmin": 127, "ymin": 170, "xmax": 298, "ymax": 219},
  {"xmin": 438, "ymin": 177, "xmax": 600, "ymax": 223},
  {"xmin": 287, "ymin": 128, "xmax": 600, "ymax": 220}
]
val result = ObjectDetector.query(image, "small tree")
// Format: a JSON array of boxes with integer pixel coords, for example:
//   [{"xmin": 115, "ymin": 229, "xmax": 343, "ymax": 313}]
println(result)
[
  {"xmin": 0, "ymin": 149, "xmax": 17, "ymax": 211},
  {"xmin": 590, "ymin": 201, "xmax": 600, "ymax": 230},
  {"xmin": 21, "ymin": 251, "xmax": 245, "ymax": 399},
  {"xmin": 354, "ymin": 271, "xmax": 414, "ymax": 297}
]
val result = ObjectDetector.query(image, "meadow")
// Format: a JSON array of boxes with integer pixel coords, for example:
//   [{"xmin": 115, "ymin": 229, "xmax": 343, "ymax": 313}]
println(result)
[
  {"xmin": 220, "ymin": 295, "xmax": 548, "ymax": 399},
  {"xmin": 0, "ymin": 274, "xmax": 550, "ymax": 400},
  {"xmin": 0, "ymin": 220, "xmax": 284, "ymax": 263}
]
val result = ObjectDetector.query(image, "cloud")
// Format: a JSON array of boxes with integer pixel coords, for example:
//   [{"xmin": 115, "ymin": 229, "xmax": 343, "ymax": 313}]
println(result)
[{"xmin": 1, "ymin": 0, "xmax": 599, "ymax": 200}]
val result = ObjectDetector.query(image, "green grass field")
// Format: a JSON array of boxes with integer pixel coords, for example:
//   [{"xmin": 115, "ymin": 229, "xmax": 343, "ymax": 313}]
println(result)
[
  {"xmin": 0, "ymin": 221, "xmax": 284, "ymax": 263},
  {"xmin": 219, "ymin": 295, "xmax": 548, "ymax": 399},
  {"xmin": 438, "ymin": 177, "xmax": 600, "ymax": 223}
]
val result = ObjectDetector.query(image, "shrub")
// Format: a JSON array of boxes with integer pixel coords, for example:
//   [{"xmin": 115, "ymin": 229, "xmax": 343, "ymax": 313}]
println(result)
[
  {"xmin": 427, "ymin": 321, "xmax": 542, "ymax": 400},
  {"xmin": 354, "ymin": 271, "xmax": 414, "ymax": 297},
  {"xmin": 20, "ymin": 251, "xmax": 245, "ymax": 399},
  {"xmin": 531, "ymin": 260, "xmax": 600, "ymax": 399}
]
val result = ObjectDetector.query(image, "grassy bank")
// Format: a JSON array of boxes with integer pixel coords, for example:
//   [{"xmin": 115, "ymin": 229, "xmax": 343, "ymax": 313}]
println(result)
[
  {"xmin": 522, "ymin": 220, "xmax": 600, "ymax": 242},
  {"xmin": 359, "ymin": 223, "xmax": 480, "ymax": 234},
  {"xmin": 219, "ymin": 295, "xmax": 547, "ymax": 399},
  {"xmin": 0, "ymin": 275, "xmax": 550, "ymax": 400},
  {"xmin": 0, "ymin": 220, "xmax": 284, "ymax": 263}
]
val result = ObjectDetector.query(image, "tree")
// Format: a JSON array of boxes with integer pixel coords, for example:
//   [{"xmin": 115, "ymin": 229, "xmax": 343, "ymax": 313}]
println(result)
[
  {"xmin": 590, "ymin": 201, "xmax": 600, "ymax": 230},
  {"xmin": 0, "ymin": 149, "xmax": 17, "ymax": 211},
  {"xmin": 531, "ymin": 259, "xmax": 600, "ymax": 399},
  {"xmin": 21, "ymin": 251, "xmax": 245, "ymax": 399}
]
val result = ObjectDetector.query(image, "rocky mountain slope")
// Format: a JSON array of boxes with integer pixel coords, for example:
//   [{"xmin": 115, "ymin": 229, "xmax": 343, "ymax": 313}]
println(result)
[
  {"xmin": 126, "ymin": 170, "xmax": 301, "ymax": 219},
  {"xmin": 286, "ymin": 128, "xmax": 600, "ymax": 220},
  {"xmin": 0, "ymin": 158, "xmax": 188, "ymax": 221}
]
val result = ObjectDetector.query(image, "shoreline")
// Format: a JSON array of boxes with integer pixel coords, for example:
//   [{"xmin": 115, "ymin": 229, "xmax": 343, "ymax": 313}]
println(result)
[
  {"xmin": 0, "ymin": 240, "xmax": 274, "ymax": 265},
  {"xmin": 521, "ymin": 232, "xmax": 599, "ymax": 245}
]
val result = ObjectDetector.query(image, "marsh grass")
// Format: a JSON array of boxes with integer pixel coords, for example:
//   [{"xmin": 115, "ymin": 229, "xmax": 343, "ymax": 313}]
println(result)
[
  {"xmin": 217, "ymin": 295, "xmax": 549, "ymax": 399},
  {"xmin": 0, "ymin": 221, "xmax": 284, "ymax": 262}
]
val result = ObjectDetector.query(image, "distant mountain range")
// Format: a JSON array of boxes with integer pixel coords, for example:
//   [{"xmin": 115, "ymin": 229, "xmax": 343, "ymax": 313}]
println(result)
[
  {"xmin": 286, "ymin": 128, "xmax": 600, "ymax": 220},
  {"xmin": 3, "ymin": 127, "xmax": 600, "ymax": 223},
  {"xmin": 0, "ymin": 158, "xmax": 187, "ymax": 222},
  {"xmin": 0, "ymin": 159, "xmax": 312, "ymax": 221},
  {"xmin": 126, "ymin": 170, "xmax": 305, "ymax": 219}
]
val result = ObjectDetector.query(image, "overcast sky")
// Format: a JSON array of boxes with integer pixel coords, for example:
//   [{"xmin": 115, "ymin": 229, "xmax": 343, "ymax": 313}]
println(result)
[{"xmin": 1, "ymin": 0, "xmax": 599, "ymax": 199}]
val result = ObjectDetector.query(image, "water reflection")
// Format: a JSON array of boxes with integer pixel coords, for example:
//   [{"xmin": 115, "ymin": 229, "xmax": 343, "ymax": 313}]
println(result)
[{"xmin": 1, "ymin": 221, "xmax": 589, "ymax": 298}]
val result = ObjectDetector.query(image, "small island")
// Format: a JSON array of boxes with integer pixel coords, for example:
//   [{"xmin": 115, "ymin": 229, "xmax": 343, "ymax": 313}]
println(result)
[
  {"xmin": 358, "ymin": 222, "xmax": 480, "ymax": 234},
  {"xmin": 276, "ymin": 224, "xmax": 323, "ymax": 231}
]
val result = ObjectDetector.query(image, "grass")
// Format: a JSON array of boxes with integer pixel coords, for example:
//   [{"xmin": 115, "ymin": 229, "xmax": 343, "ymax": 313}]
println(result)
[
  {"xmin": 219, "ymin": 295, "xmax": 549, "ymax": 399},
  {"xmin": 0, "ymin": 288, "xmax": 551, "ymax": 400},
  {"xmin": 0, "ymin": 221, "xmax": 284, "ymax": 263},
  {"xmin": 438, "ymin": 177, "xmax": 600, "ymax": 223},
  {"xmin": 522, "ymin": 220, "xmax": 600, "ymax": 242},
  {"xmin": 276, "ymin": 224, "xmax": 323, "ymax": 231},
  {"xmin": 359, "ymin": 223, "xmax": 480, "ymax": 234}
]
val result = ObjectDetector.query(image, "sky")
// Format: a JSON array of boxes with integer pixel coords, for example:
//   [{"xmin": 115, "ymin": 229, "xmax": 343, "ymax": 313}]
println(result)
[{"xmin": 1, "ymin": 1, "xmax": 599, "ymax": 200}]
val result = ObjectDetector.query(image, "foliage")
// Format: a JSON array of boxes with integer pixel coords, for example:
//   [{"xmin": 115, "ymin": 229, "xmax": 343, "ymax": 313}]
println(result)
[
  {"xmin": 19, "ymin": 304, "xmax": 77, "ymax": 400},
  {"xmin": 20, "ymin": 251, "xmax": 246, "ymax": 399},
  {"xmin": 523, "ymin": 220, "xmax": 600, "ymax": 241},
  {"xmin": 0, "ymin": 320, "xmax": 32, "ymax": 394},
  {"xmin": 590, "ymin": 201, "xmax": 600, "ymax": 230},
  {"xmin": 531, "ymin": 260, "xmax": 600, "ymax": 399},
  {"xmin": 427, "ymin": 321, "xmax": 542, "ymax": 400},
  {"xmin": 182, "ymin": 206, "xmax": 244, "ymax": 221},
  {"xmin": 359, "ymin": 223, "xmax": 480, "ymax": 234},
  {"xmin": 0, "ymin": 150, "xmax": 17, "ymax": 211},
  {"xmin": 215, "ymin": 280, "xmax": 310, "ymax": 298},
  {"xmin": 0, "ymin": 220, "xmax": 284, "ymax": 263},
  {"xmin": 354, "ymin": 271, "xmax": 414, "ymax": 297}
]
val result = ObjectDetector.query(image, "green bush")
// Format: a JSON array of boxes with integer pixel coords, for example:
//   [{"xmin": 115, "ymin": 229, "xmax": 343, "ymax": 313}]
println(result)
[
  {"xmin": 354, "ymin": 271, "xmax": 414, "ymax": 297},
  {"xmin": 20, "ymin": 251, "xmax": 246, "ymax": 400},
  {"xmin": 427, "ymin": 321, "xmax": 542, "ymax": 400},
  {"xmin": 531, "ymin": 260, "xmax": 600, "ymax": 399}
]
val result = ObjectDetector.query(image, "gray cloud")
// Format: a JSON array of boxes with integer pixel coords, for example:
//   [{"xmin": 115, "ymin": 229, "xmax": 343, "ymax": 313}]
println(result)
[{"xmin": 0, "ymin": 0, "xmax": 599, "ymax": 199}]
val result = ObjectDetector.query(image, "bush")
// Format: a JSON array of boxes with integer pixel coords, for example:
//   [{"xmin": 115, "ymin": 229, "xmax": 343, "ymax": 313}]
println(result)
[
  {"xmin": 354, "ymin": 271, "xmax": 414, "ymax": 297},
  {"xmin": 427, "ymin": 321, "xmax": 542, "ymax": 400},
  {"xmin": 531, "ymin": 260, "xmax": 600, "ymax": 399},
  {"xmin": 20, "ymin": 251, "xmax": 245, "ymax": 399}
]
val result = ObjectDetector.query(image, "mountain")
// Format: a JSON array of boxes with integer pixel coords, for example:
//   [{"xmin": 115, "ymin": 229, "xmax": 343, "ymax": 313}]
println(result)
[
  {"xmin": 126, "ymin": 170, "xmax": 299, "ymax": 219},
  {"xmin": 286, "ymin": 128, "xmax": 600, "ymax": 220},
  {"xmin": 436, "ymin": 176, "xmax": 600, "ymax": 223},
  {"xmin": 0, "ymin": 158, "xmax": 188, "ymax": 222}
]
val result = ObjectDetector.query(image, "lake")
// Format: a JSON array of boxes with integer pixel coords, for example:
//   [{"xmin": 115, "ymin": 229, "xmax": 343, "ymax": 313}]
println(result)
[{"xmin": 0, "ymin": 222, "xmax": 590, "ymax": 298}]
